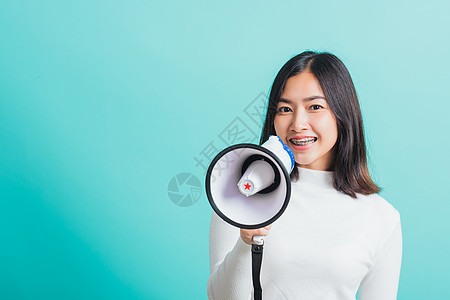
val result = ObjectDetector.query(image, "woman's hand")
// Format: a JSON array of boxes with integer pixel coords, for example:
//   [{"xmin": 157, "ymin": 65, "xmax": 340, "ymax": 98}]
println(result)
[{"xmin": 240, "ymin": 225, "xmax": 272, "ymax": 245}]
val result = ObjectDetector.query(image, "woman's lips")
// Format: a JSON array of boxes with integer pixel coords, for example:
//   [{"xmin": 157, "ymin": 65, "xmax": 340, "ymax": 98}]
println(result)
[{"xmin": 289, "ymin": 138, "xmax": 317, "ymax": 151}]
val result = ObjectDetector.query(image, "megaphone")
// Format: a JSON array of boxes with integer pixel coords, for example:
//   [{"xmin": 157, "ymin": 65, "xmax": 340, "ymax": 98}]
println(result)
[
  {"xmin": 206, "ymin": 135, "xmax": 295, "ymax": 300},
  {"xmin": 205, "ymin": 135, "xmax": 295, "ymax": 230}
]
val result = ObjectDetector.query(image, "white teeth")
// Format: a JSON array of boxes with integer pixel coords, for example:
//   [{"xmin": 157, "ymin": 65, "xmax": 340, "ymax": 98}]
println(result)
[{"xmin": 290, "ymin": 138, "xmax": 317, "ymax": 146}]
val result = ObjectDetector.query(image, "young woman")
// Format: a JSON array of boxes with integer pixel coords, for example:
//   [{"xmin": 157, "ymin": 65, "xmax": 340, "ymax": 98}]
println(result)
[{"xmin": 207, "ymin": 51, "xmax": 402, "ymax": 300}]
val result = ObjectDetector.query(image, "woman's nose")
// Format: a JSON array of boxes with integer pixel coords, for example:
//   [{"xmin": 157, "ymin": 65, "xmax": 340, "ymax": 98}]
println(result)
[{"xmin": 290, "ymin": 111, "xmax": 309, "ymax": 132}]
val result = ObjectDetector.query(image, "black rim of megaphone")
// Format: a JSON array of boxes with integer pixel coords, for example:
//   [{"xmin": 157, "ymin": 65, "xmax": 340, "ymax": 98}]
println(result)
[{"xmin": 205, "ymin": 143, "xmax": 292, "ymax": 230}]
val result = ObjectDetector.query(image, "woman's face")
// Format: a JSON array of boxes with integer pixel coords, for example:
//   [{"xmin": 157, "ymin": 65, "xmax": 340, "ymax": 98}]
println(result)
[{"xmin": 274, "ymin": 71, "xmax": 338, "ymax": 171}]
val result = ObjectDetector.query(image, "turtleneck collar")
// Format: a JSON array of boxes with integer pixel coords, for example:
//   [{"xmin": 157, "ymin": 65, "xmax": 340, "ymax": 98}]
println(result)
[{"xmin": 292, "ymin": 167, "xmax": 334, "ymax": 190}]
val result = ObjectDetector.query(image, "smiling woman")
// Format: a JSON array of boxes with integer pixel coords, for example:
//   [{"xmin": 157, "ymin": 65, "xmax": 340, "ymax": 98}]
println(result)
[
  {"xmin": 262, "ymin": 52, "xmax": 380, "ymax": 198},
  {"xmin": 274, "ymin": 71, "xmax": 338, "ymax": 172},
  {"xmin": 207, "ymin": 51, "xmax": 402, "ymax": 300}
]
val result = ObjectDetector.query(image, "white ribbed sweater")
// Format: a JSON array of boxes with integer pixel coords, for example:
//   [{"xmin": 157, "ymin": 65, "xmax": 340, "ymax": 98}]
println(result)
[{"xmin": 207, "ymin": 167, "xmax": 402, "ymax": 300}]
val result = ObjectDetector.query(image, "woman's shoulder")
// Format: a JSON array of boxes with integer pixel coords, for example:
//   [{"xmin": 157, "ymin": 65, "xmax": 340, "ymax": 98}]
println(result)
[
  {"xmin": 356, "ymin": 193, "xmax": 401, "ymax": 251},
  {"xmin": 357, "ymin": 193, "xmax": 401, "ymax": 226}
]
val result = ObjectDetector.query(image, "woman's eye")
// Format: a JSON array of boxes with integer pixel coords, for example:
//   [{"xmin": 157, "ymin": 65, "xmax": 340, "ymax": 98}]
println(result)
[
  {"xmin": 277, "ymin": 106, "xmax": 292, "ymax": 113},
  {"xmin": 310, "ymin": 105, "xmax": 323, "ymax": 110}
]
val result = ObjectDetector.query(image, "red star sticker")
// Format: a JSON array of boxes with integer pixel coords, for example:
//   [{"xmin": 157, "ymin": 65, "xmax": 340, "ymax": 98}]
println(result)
[{"xmin": 244, "ymin": 183, "xmax": 251, "ymax": 190}]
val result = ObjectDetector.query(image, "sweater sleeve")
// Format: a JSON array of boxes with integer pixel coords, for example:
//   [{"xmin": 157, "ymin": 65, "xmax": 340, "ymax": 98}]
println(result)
[
  {"xmin": 207, "ymin": 212, "xmax": 253, "ymax": 300},
  {"xmin": 359, "ymin": 214, "xmax": 403, "ymax": 300}
]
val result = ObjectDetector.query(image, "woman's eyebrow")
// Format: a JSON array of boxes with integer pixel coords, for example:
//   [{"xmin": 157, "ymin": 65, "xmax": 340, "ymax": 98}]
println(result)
[
  {"xmin": 278, "ymin": 98, "xmax": 293, "ymax": 104},
  {"xmin": 304, "ymin": 96, "xmax": 326, "ymax": 102},
  {"xmin": 279, "ymin": 96, "xmax": 326, "ymax": 103}
]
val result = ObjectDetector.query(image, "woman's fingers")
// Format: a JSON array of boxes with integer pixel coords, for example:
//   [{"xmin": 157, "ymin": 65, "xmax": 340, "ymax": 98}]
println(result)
[{"xmin": 240, "ymin": 225, "xmax": 273, "ymax": 245}]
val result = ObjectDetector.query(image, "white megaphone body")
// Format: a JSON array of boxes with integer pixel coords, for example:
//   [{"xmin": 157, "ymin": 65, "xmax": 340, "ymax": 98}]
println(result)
[{"xmin": 205, "ymin": 135, "xmax": 295, "ymax": 233}]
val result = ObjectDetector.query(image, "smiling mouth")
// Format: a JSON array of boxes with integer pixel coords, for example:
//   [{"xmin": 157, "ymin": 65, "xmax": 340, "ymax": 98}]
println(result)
[{"xmin": 289, "ymin": 137, "xmax": 317, "ymax": 146}]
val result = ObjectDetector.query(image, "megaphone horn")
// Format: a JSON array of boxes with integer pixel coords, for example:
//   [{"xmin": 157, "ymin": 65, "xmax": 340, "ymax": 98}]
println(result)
[{"xmin": 205, "ymin": 136, "xmax": 295, "ymax": 230}]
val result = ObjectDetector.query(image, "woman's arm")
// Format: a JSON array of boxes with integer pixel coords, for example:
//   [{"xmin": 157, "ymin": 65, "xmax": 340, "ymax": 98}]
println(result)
[
  {"xmin": 207, "ymin": 212, "xmax": 253, "ymax": 300},
  {"xmin": 359, "ymin": 217, "xmax": 403, "ymax": 300}
]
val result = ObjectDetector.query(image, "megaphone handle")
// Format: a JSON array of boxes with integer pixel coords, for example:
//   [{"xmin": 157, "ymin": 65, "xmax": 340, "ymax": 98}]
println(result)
[
  {"xmin": 252, "ymin": 235, "xmax": 264, "ymax": 245},
  {"xmin": 251, "ymin": 242, "xmax": 264, "ymax": 300}
]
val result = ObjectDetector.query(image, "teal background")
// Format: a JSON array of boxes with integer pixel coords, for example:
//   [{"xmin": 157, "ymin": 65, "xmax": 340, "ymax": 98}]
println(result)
[{"xmin": 1, "ymin": 0, "xmax": 449, "ymax": 299}]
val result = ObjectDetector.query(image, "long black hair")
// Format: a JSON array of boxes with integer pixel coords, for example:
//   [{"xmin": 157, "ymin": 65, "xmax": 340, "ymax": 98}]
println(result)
[{"xmin": 260, "ymin": 51, "xmax": 380, "ymax": 198}]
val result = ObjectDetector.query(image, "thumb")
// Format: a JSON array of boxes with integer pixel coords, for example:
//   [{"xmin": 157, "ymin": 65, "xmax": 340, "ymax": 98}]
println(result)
[{"xmin": 264, "ymin": 224, "xmax": 272, "ymax": 230}]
